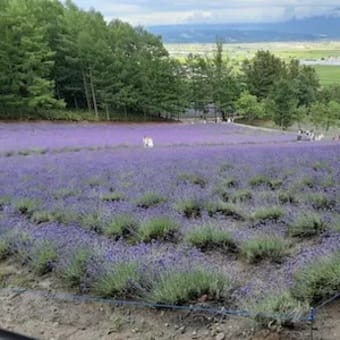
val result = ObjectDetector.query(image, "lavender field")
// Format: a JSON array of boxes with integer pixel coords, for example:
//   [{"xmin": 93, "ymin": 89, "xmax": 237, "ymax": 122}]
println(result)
[{"xmin": 0, "ymin": 122, "xmax": 339, "ymax": 324}]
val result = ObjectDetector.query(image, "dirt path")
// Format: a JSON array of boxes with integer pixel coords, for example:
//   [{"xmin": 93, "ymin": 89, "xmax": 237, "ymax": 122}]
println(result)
[{"xmin": 0, "ymin": 262, "xmax": 339, "ymax": 340}]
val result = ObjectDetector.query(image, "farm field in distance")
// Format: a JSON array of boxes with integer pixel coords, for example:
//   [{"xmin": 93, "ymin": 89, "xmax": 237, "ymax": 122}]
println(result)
[
  {"xmin": 0, "ymin": 122, "xmax": 339, "ymax": 339},
  {"xmin": 165, "ymin": 41, "xmax": 340, "ymax": 85}
]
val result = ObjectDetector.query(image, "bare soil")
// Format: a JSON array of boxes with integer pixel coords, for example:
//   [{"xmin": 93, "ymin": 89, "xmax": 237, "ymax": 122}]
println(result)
[{"xmin": 0, "ymin": 260, "xmax": 339, "ymax": 340}]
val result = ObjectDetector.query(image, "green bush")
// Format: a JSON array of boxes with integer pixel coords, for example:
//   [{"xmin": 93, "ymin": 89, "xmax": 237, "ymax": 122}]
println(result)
[
  {"xmin": 51, "ymin": 208, "xmax": 78, "ymax": 224},
  {"xmin": 139, "ymin": 217, "xmax": 179, "ymax": 242},
  {"xmin": 222, "ymin": 177, "xmax": 238, "ymax": 188},
  {"xmin": 105, "ymin": 215, "xmax": 139, "ymax": 239},
  {"xmin": 100, "ymin": 192, "xmax": 124, "ymax": 202},
  {"xmin": 80, "ymin": 212, "xmax": 103, "ymax": 233},
  {"xmin": 177, "ymin": 173, "xmax": 207, "ymax": 187},
  {"xmin": 278, "ymin": 191, "xmax": 297, "ymax": 204},
  {"xmin": 205, "ymin": 201, "xmax": 246, "ymax": 220},
  {"xmin": 250, "ymin": 291, "xmax": 309, "ymax": 327},
  {"xmin": 31, "ymin": 210, "xmax": 53, "ymax": 224},
  {"xmin": 240, "ymin": 235, "xmax": 288, "ymax": 263},
  {"xmin": 29, "ymin": 241, "xmax": 58, "ymax": 275},
  {"xmin": 230, "ymin": 189, "xmax": 252, "ymax": 203},
  {"xmin": 60, "ymin": 249, "xmax": 91, "ymax": 288},
  {"xmin": 94, "ymin": 262, "xmax": 141, "ymax": 298},
  {"xmin": 147, "ymin": 268, "xmax": 229, "ymax": 304},
  {"xmin": 252, "ymin": 206, "xmax": 284, "ymax": 222},
  {"xmin": 136, "ymin": 192, "xmax": 166, "ymax": 208},
  {"xmin": 0, "ymin": 239, "xmax": 10, "ymax": 261},
  {"xmin": 287, "ymin": 212, "xmax": 325, "ymax": 238},
  {"xmin": 249, "ymin": 175, "xmax": 272, "ymax": 187},
  {"xmin": 14, "ymin": 198, "xmax": 41, "ymax": 217},
  {"xmin": 302, "ymin": 193, "xmax": 336, "ymax": 210},
  {"xmin": 0, "ymin": 196, "xmax": 10, "ymax": 210},
  {"xmin": 184, "ymin": 225, "xmax": 237, "ymax": 252},
  {"xmin": 175, "ymin": 198, "xmax": 202, "ymax": 218},
  {"xmin": 292, "ymin": 253, "xmax": 340, "ymax": 304}
]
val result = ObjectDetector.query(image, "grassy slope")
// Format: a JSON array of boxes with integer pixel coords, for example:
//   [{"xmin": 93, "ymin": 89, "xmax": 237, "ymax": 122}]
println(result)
[{"xmin": 166, "ymin": 41, "xmax": 340, "ymax": 85}]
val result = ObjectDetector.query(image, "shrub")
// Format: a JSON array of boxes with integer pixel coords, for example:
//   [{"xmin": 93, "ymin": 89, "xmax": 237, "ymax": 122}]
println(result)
[
  {"xmin": 205, "ymin": 201, "xmax": 246, "ymax": 220},
  {"xmin": 278, "ymin": 191, "xmax": 296, "ymax": 204},
  {"xmin": 222, "ymin": 177, "xmax": 238, "ymax": 188},
  {"xmin": 175, "ymin": 198, "xmax": 202, "ymax": 218},
  {"xmin": 139, "ymin": 217, "xmax": 179, "ymax": 242},
  {"xmin": 250, "ymin": 291, "xmax": 309, "ymax": 327},
  {"xmin": 29, "ymin": 241, "xmax": 58, "ymax": 275},
  {"xmin": 0, "ymin": 196, "xmax": 10, "ymax": 210},
  {"xmin": 31, "ymin": 210, "xmax": 53, "ymax": 224},
  {"xmin": 292, "ymin": 253, "xmax": 340, "ymax": 304},
  {"xmin": 300, "ymin": 176, "xmax": 315, "ymax": 188},
  {"xmin": 51, "ymin": 208, "xmax": 78, "ymax": 224},
  {"xmin": 86, "ymin": 177, "xmax": 105, "ymax": 187},
  {"xmin": 100, "ymin": 192, "xmax": 124, "ymax": 202},
  {"xmin": 177, "ymin": 173, "xmax": 207, "ymax": 188},
  {"xmin": 269, "ymin": 179, "xmax": 283, "ymax": 190},
  {"xmin": 104, "ymin": 215, "xmax": 139, "ymax": 239},
  {"xmin": 0, "ymin": 239, "xmax": 10, "ymax": 261},
  {"xmin": 53, "ymin": 188, "xmax": 80, "ymax": 199},
  {"xmin": 311, "ymin": 160, "xmax": 329, "ymax": 172},
  {"xmin": 94, "ymin": 262, "xmax": 141, "ymax": 298},
  {"xmin": 14, "ymin": 198, "xmax": 41, "ymax": 217},
  {"xmin": 252, "ymin": 206, "xmax": 284, "ymax": 222},
  {"xmin": 184, "ymin": 225, "xmax": 237, "ymax": 252},
  {"xmin": 240, "ymin": 236, "xmax": 288, "ymax": 263},
  {"xmin": 80, "ymin": 212, "xmax": 103, "ymax": 233},
  {"xmin": 60, "ymin": 249, "xmax": 92, "ymax": 288},
  {"xmin": 230, "ymin": 189, "xmax": 252, "ymax": 203},
  {"xmin": 249, "ymin": 175, "xmax": 272, "ymax": 187},
  {"xmin": 287, "ymin": 212, "xmax": 325, "ymax": 238},
  {"xmin": 136, "ymin": 192, "xmax": 166, "ymax": 208},
  {"xmin": 303, "ymin": 193, "xmax": 336, "ymax": 210},
  {"xmin": 147, "ymin": 268, "xmax": 229, "ymax": 304}
]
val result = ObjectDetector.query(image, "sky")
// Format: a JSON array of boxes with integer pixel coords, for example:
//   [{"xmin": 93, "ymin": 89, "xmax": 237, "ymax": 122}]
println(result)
[{"xmin": 72, "ymin": 1, "xmax": 340, "ymax": 26}]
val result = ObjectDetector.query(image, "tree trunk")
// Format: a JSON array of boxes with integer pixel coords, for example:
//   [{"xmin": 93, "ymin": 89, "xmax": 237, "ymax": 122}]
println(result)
[
  {"xmin": 89, "ymin": 67, "xmax": 98, "ymax": 119},
  {"xmin": 82, "ymin": 69, "xmax": 92, "ymax": 113}
]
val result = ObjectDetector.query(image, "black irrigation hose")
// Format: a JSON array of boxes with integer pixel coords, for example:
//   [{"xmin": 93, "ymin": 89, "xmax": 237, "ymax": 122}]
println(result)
[
  {"xmin": 0, "ymin": 287, "xmax": 312, "ymax": 322},
  {"xmin": 1, "ymin": 287, "xmax": 339, "ymax": 340}
]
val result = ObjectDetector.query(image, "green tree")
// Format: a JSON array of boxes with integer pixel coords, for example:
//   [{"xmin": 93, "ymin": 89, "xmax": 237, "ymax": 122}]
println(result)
[
  {"xmin": 242, "ymin": 51, "xmax": 286, "ymax": 99},
  {"xmin": 269, "ymin": 78, "xmax": 298, "ymax": 129},
  {"xmin": 310, "ymin": 101, "xmax": 340, "ymax": 131},
  {"xmin": 235, "ymin": 91, "xmax": 264, "ymax": 121}
]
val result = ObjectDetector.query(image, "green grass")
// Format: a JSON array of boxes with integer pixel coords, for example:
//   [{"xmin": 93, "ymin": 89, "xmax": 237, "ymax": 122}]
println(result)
[
  {"xmin": 205, "ymin": 200, "xmax": 246, "ymax": 220},
  {"xmin": 184, "ymin": 225, "xmax": 237, "ymax": 252},
  {"xmin": 94, "ymin": 262, "xmax": 141, "ymax": 298},
  {"xmin": 250, "ymin": 291, "xmax": 310, "ymax": 327},
  {"xmin": 147, "ymin": 268, "xmax": 229, "ymax": 304},
  {"xmin": 104, "ymin": 214, "xmax": 139, "ymax": 239},
  {"xmin": 29, "ymin": 241, "xmax": 58, "ymax": 275},
  {"xmin": 0, "ymin": 239, "xmax": 10, "ymax": 261},
  {"xmin": 14, "ymin": 198, "xmax": 41, "ymax": 217},
  {"xmin": 136, "ymin": 192, "xmax": 166, "ymax": 208},
  {"xmin": 31, "ymin": 210, "xmax": 54, "ymax": 224},
  {"xmin": 60, "ymin": 249, "xmax": 92, "ymax": 288},
  {"xmin": 287, "ymin": 212, "xmax": 325, "ymax": 238},
  {"xmin": 175, "ymin": 198, "xmax": 203, "ymax": 218},
  {"xmin": 240, "ymin": 235, "xmax": 289, "ymax": 263},
  {"xmin": 139, "ymin": 217, "xmax": 179, "ymax": 242},
  {"xmin": 251, "ymin": 206, "xmax": 284, "ymax": 222},
  {"xmin": 313, "ymin": 65, "xmax": 340, "ymax": 85},
  {"xmin": 292, "ymin": 252, "xmax": 340, "ymax": 304},
  {"xmin": 100, "ymin": 192, "xmax": 124, "ymax": 202}
]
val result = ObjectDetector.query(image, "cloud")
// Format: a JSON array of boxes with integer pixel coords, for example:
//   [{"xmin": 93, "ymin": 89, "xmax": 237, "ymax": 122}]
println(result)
[{"xmin": 72, "ymin": 0, "xmax": 340, "ymax": 25}]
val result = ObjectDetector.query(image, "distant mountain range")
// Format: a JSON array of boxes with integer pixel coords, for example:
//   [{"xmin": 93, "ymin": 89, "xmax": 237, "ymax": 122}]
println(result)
[{"xmin": 147, "ymin": 16, "xmax": 340, "ymax": 43}]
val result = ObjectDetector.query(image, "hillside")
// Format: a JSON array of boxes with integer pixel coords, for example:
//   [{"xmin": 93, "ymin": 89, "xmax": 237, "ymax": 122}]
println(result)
[{"xmin": 147, "ymin": 16, "xmax": 340, "ymax": 43}]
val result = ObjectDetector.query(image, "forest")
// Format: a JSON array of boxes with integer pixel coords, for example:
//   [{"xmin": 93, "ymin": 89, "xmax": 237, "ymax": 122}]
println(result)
[{"xmin": 0, "ymin": 0, "xmax": 340, "ymax": 129}]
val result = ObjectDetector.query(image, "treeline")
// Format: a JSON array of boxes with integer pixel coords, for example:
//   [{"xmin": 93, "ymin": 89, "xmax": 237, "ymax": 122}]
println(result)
[{"xmin": 0, "ymin": 0, "xmax": 339, "ymax": 129}]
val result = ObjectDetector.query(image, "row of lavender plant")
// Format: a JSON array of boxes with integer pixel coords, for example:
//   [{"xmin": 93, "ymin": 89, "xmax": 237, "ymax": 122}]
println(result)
[{"xmin": 0, "ymin": 141, "xmax": 339, "ymax": 325}]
